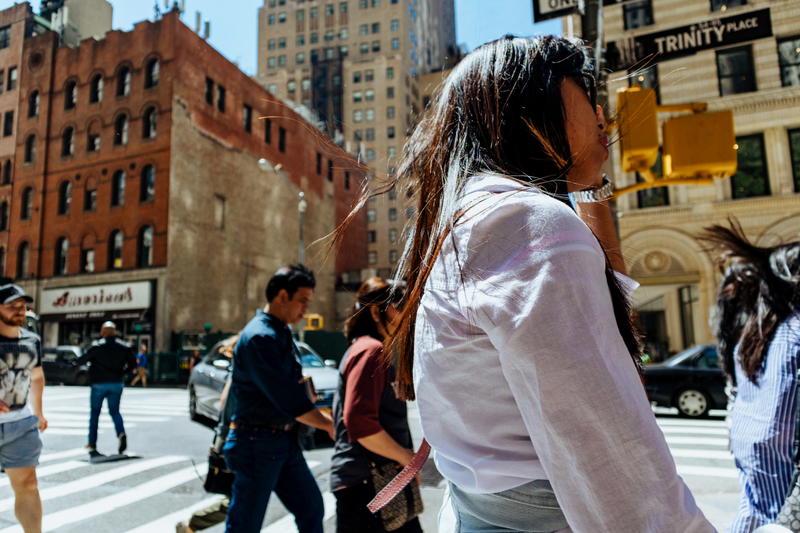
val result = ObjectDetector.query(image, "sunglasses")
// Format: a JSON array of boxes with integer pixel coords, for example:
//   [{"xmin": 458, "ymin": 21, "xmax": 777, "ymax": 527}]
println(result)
[{"xmin": 571, "ymin": 70, "xmax": 597, "ymax": 110}]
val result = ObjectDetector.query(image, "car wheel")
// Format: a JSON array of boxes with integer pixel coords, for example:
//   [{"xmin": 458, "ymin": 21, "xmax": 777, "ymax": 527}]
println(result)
[
  {"xmin": 675, "ymin": 388, "xmax": 710, "ymax": 417},
  {"xmin": 189, "ymin": 388, "xmax": 201, "ymax": 422},
  {"xmin": 74, "ymin": 373, "xmax": 89, "ymax": 386}
]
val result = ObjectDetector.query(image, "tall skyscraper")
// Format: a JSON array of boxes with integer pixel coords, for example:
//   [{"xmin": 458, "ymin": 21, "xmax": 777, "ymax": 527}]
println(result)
[{"xmin": 255, "ymin": 0, "xmax": 457, "ymax": 277}]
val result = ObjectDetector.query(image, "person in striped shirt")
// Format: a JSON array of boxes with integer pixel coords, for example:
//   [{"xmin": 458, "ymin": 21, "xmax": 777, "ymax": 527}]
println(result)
[{"xmin": 701, "ymin": 221, "xmax": 800, "ymax": 532}]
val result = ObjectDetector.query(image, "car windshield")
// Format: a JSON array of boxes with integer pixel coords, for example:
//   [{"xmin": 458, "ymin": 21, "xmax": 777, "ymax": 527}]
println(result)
[
  {"xmin": 663, "ymin": 345, "xmax": 708, "ymax": 367},
  {"xmin": 299, "ymin": 352, "xmax": 324, "ymax": 368}
]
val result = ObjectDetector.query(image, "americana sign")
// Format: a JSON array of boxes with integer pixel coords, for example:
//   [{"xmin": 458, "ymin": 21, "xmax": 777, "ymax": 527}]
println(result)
[
  {"xmin": 605, "ymin": 8, "xmax": 772, "ymax": 71},
  {"xmin": 41, "ymin": 281, "xmax": 152, "ymax": 315}
]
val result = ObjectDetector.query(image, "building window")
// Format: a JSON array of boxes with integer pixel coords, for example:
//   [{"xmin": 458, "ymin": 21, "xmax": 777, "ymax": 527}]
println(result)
[
  {"xmin": 217, "ymin": 85, "xmax": 226, "ymax": 112},
  {"xmin": 389, "ymin": 249, "xmax": 398, "ymax": 264},
  {"xmin": 344, "ymin": 171, "xmax": 351, "ymax": 190},
  {"xmin": 278, "ymin": 11, "xmax": 287, "ymax": 23},
  {"xmin": 28, "ymin": 91, "xmax": 39, "ymax": 117},
  {"xmin": 365, "ymin": 69, "xmax": 374, "ymax": 82},
  {"xmin": 365, "ymin": 89, "xmax": 375, "ymax": 101},
  {"xmin": 84, "ymin": 185, "xmax": 96, "ymax": 212},
  {"xmin": 142, "ymin": 107, "xmax": 157, "ymax": 139},
  {"xmin": 368, "ymin": 230, "xmax": 376, "ymax": 243},
  {"xmin": 391, "ymin": 19, "xmax": 399, "ymax": 31},
  {"xmin": 717, "ymin": 46, "xmax": 756, "ymax": 96},
  {"xmin": 387, "ymin": 86, "xmax": 394, "ymax": 98},
  {"xmin": 205, "ymin": 77, "xmax": 214, "ymax": 104},
  {"xmin": 114, "ymin": 114, "xmax": 129, "ymax": 145},
  {"xmin": 327, "ymin": 159, "xmax": 334, "ymax": 182},
  {"xmin": 214, "ymin": 194, "xmax": 225, "ymax": 230},
  {"xmin": 359, "ymin": 0, "xmax": 368, "ymax": 8},
  {"xmin": 278, "ymin": 37, "xmax": 287, "ymax": 48},
  {"xmin": 109, "ymin": 230, "xmax": 123, "ymax": 269},
  {"xmin": 367, "ymin": 208, "xmax": 376, "ymax": 222},
  {"xmin": 778, "ymin": 36, "xmax": 800, "ymax": 87},
  {"xmin": 325, "ymin": 30, "xmax": 334, "ymax": 42},
  {"xmin": 387, "ymin": 126, "xmax": 395, "ymax": 139},
  {"xmin": 365, "ymin": 149, "xmax": 376, "ymax": 161},
  {"xmin": 61, "ymin": 127, "xmax": 74, "ymax": 156},
  {"xmin": 353, "ymin": 91, "xmax": 362, "ymax": 103},
  {"xmin": 64, "ymin": 79, "xmax": 77, "ymax": 109},
  {"xmin": 140, "ymin": 165, "xmax": 155, "ymax": 202},
  {"xmin": 636, "ymin": 176, "xmax": 669, "ymax": 209},
  {"xmin": 138, "ymin": 226, "xmax": 154, "ymax": 267},
  {"xmin": 7, "ymin": 67, "xmax": 16, "ymax": 91},
  {"xmin": 388, "ymin": 228, "xmax": 397, "ymax": 244},
  {"xmin": 710, "ymin": 0, "xmax": 746, "ymax": 11},
  {"xmin": 267, "ymin": 83, "xmax": 277, "ymax": 94},
  {"xmin": 386, "ymin": 66, "xmax": 394, "ymax": 79},
  {"xmin": 789, "ymin": 128, "xmax": 800, "ymax": 193},
  {"xmin": 310, "ymin": 33, "xmax": 318, "ymax": 44},
  {"xmin": 731, "ymin": 134, "xmax": 770, "ymax": 199},
  {"xmin": 0, "ymin": 247, "xmax": 4, "ymax": 275},
  {"xmin": 0, "ymin": 26, "xmax": 9, "ymax": 49},
  {"xmin": 353, "ymin": 71, "xmax": 362, "ymax": 83},
  {"xmin": 353, "ymin": 110, "xmax": 363, "ymax": 123},
  {"xmin": 54, "ymin": 237, "xmax": 69, "ymax": 275},
  {"xmin": 58, "ymin": 181, "xmax": 72, "ymax": 214},
  {"xmin": 340, "ymin": 1, "xmax": 348, "ymax": 13},
  {"xmin": 268, "ymin": 14, "xmax": 275, "ymax": 24},
  {"xmin": 17, "ymin": 242, "xmax": 29, "ymax": 278},
  {"xmin": 340, "ymin": 28, "xmax": 348, "ymax": 39},
  {"xmin": 243, "ymin": 104, "xmax": 252, "ymax": 132},
  {"xmin": 297, "ymin": 35, "xmax": 305, "ymax": 46},
  {"xmin": 301, "ymin": 78, "xmax": 311, "ymax": 92},
  {"xmin": 278, "ymin": 55, "xmax": 287, "ymax": 67},
  {"xmin": 111, "ymin": 170, "xmax": 126, "ymax": 206},
  {"xmin": 365, "ymin": 128, "xmax": 375, "ymax": 141},
  {"xmin": 388, "ymin": 207, "xmax": 397, "ymax": 221},
  {"xmin": 391, "ymin": 38, "xmax": 399, "ymax": 50},
  {"xmin": 24, "ymin": 135, "xmax": 35, "ymax": 164},
  {"xmin": 387, "ymin": 106, "xmax": 395, "ymax": 119},
  {"xmin": 87, "ymin": 130, "xmax": 100, "ymax": 153},
  {"xmin": 90, "ymin": 74, "xmax": 103, "ymax": 103},
  {"xmin": 2, "ymin": 111, "xmax": 12, "ymax": 137},
  {"xmin": 316, "ymin": 152, "xmax": 323, "ymax": 174},
  {"xmin": 366, "ymin": 108, "xmax": 375, "ymax": 121},
  {"xmin": 368, "ymin": 251, "xmax": 377, "ymax": 265},
  {"xmin": 0, "ymin": 202, "xmax": 8, "ymax": 230},
  {"xmin": 264, "ymin": 118, "xmax": 272, "ymax": 143},
  {"xmin": 2, "ymin": 160, "xmax": 10, "ymax": 184},
  {"xmin": 278, "ymin": 127, "xmax": 286, "ymax": 152},
  {"xmin": 145, "ymin": 58, "xmax": 159, "ymax": 88},
  {"xmin": 360, "ymin": 42, "xmax": 369, "ymax": 54},
  {"xmin": 117, "ymin": 66, "xmax": 131, "ymax": 97},
  {"xmin": 81, "ymin": 247, "xmax": 95, "ymax": 273},
  {"xmin": 288, "ymin": 80, "xmax": 296, "ymax": 93},
  {"xmin": 623, "ymin": 0, "xmax": 653, "ymax": 30},
  {"xmin": 20, "ymin": 187, "xmax": 32, "ymax": 220},
  {"xmin": 296, "ymin": 52, "xmax": 305, "ymax": 64}
]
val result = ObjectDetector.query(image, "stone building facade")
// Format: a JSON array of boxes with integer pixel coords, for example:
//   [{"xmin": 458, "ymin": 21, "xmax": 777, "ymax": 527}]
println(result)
[
  {"xmin": 4, "ymin": 9, "xmax": 366, "ymax": 351},
  {"xmin": 569, "ymin": 0, "xmax": 800, "ymax": 359},
  {"xmin": 254, "ymin": 0, "xmax": 457, "ymax": 277}
]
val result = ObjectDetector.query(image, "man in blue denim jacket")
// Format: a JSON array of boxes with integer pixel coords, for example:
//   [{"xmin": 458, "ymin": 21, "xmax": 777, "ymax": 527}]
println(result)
[{"xmin": 223, "ymin": 264, "xmax": 334, "ymax": 533}]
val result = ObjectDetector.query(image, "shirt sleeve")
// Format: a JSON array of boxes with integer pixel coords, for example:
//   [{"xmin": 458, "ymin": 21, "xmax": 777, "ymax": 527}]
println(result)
[
  {"xmin": 465, "ymin": 196, "xmax": 713, "ymax": 533},
  {"xmin": 343, "ymin": 345, "xmax": 387, "ymax": 441},
  {"xmin": 244, "ymin": 334, "xmax": 316, "ymax": 418}
]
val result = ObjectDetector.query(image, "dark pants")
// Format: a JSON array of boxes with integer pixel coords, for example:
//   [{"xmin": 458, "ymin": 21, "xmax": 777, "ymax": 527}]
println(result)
[
  {"xmin": 88, "ymin": 382, "xmax": 126, "ymax": 447},
  {"xmin": 223, "ymin": 428, "xmax": 324, "ymax": 533},
  {"xmin": 334, "ymin": 478, "xmax": 423, "ymax": 533}
]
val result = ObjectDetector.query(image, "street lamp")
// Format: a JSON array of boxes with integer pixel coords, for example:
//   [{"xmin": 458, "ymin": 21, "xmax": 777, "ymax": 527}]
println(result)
[{"xmin": 298, "ymin": 192, "xmax": 307, "ymax": 265}]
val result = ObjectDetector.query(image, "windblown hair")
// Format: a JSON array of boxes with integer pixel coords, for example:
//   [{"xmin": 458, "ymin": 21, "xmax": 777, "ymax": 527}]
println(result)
[
  {"xmin": 344, "ymin": 277, "xmax": 404, "ymax": 343},
  {"xmin": 699, "ymin": 219, "xmax": 800, "ymax": 384},
  {"xmin": 333, "ymin": 36, "xmax": 642, "ymax": 400}
]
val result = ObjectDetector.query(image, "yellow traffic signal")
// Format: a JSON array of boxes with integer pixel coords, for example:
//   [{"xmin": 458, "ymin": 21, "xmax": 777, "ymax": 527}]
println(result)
[
  {"xmin": 304, "ymin": 314, "xmax": 324, "ymax": 331},
  {"xmin": 616, "ymin": 86, "xmax": 659, "ymax": 177},
  {"xmin": 662, "ymin": 111, "xmax": 737, "ymax": 179}
]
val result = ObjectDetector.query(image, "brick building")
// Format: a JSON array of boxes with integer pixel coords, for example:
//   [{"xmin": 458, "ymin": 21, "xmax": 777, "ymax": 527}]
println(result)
[{"xmin": 4, "ymin": 9, "xmax": 366, "ymax": 351}]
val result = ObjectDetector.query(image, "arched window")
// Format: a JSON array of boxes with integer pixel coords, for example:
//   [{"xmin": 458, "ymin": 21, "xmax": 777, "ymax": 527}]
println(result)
[
  {"xmin": 117, "ymin": 66, "xmax": 131, "ymax": 97},
  {"xmin": 111, "ymin": 170, "xmax": 125, "ymax": 206},
  {"xmin": 0, "ymin": 247, "xmax": 5, "ymax": 276},
  {"xmin": 114, "ymin": 114, "xmax": 128, "ymax": 145},
  {"xmin": 2, "ymin": 160, "xmax": 11, "ymax": 184},
  {"xmin": 54, "ymin": 237, "xmax": 69, "ymax": 275},
  {"xmin": 108, "ymin": 230, "xmax": 123, "ymax": 269},
  {"xmin": 145, "ymin": 58, "xmax": 159, "ymax": 88},
  {"xmin": 24, "ymin": 135, "xmax": 35, "ymax": 163},
  {"xmin": 64, "ymin": 80, "xmax": 77, "ymax": 109},
  {"xmin": 89, "ymin": 74, "xmax": 103, "ymax": 103},
  {"xmin": 142, "ymin": 107, "xmax": 157, "ymax": 139},
  {"xmin": 80, "ymin": 235, "xmax": 95, "ymax": 273},
  {"xmin": 0, "ymin": 202, "xmax": 8, "ymax": 230},
  {"xmin": 16, "ymin": 241, "xmax": 29, "ymax": 279},
  {"xmin": 28, "ymin": 90, "xmax": 39, "ymax": 117},
  {"xmin": 20, "ymin": 187, "xmax": 33, "ymax": 220},
  {"xmin": 137, "ymin": 226, "xmax": 153, "ymax": 267},
  {"xmin": 58, "ymin": 181, "xmax": 72, "ymax": 215},
  {"xmin": 140, "ymin": 165, "xmax": 155, "ymax": 202},
  {"xmin": 61, "ymin": 127, "xmax": 74, "ymax": 156},
  {"xmin": 84, "ymin": 177, "xmax": 97, "ymax": 212}
]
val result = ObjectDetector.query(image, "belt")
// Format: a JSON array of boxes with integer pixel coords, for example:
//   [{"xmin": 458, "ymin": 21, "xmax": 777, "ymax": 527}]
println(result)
[
  {"xmin": 229, "ymin": 421, "xmax": 295, "ymax": 432},
  {"xmin": 9, "ymin": 404, "xmax": 25, "ymax": 411}
]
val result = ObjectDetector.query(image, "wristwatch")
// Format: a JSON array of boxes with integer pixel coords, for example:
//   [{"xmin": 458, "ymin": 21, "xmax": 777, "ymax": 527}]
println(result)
[{"xmin": 568, "ymin": 174, "xmax": 614, "ymax": 203}]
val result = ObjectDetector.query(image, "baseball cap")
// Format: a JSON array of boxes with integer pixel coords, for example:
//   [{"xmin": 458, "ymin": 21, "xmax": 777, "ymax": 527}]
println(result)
[
  {"xmin": 101, "ymin": 321, "xmax": 117, "ymax": 330},
  {"xmin": 0, "ymin": 282, "xmax": 34, "ymax": 305}
]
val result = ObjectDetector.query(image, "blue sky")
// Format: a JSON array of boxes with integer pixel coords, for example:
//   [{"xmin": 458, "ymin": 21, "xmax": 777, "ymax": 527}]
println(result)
[{"xmin": 10, "ymin": 0, "xmax": 561, "ymax": 75}]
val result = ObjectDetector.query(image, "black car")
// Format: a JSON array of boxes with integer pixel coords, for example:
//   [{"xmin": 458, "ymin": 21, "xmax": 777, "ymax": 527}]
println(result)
[
  {"xmin": 42, "ymin": 346, "xmax": 90, "ymax": 386},
  {"xmin": 643, "ymin": 344, "xmax": 728, "ymax": 417}
]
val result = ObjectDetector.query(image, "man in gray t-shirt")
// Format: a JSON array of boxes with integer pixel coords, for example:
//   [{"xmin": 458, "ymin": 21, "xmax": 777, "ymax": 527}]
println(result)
[{"xmin": 0, "ymin": 279, "xmax": 47, "ymax": 533}]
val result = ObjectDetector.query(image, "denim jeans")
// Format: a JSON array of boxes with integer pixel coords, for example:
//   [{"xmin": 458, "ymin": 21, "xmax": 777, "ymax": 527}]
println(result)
[
  {"xmin": 223, "ymin": 427, "xmax": 323, "ymax": 533},
  {"xmin": 88, "ymin": 382, "xmax": 126, "ymax": 447},
  {"xmin": 448, "ymin": 480, "xmax": 568, "ymax": 533}
]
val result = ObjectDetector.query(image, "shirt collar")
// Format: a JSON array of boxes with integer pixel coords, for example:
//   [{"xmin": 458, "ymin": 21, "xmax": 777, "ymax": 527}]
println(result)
[
  {"xmin": 258, "ymin": 310, "xmax": 290, "ymax": 333},
  {"xmin": 461, "ymin": 173, "xmax": 537, "ymax": 198}
]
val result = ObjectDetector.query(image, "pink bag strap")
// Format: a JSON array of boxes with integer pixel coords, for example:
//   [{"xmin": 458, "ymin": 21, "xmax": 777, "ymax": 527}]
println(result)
[{"xmin": 367, "ymin": 439, "xmax": 431, "ymax": 513}]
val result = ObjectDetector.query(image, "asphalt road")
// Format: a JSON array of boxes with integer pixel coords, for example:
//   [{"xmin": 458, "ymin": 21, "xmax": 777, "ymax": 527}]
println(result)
[{"xmin": 0, "ymin": 387, "xmax": 738, "ymax": 532}]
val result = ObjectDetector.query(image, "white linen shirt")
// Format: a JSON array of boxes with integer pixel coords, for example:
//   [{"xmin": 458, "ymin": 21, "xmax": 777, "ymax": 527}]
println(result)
[{"xmin": 414, "ymin": 174, "xmax": 715, "ymax": 532}]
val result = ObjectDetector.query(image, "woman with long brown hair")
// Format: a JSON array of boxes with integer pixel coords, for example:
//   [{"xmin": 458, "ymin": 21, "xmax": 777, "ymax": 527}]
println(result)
[
  {"xmin": 329, "ymin": 278, "xmax": 421, "ymax": 533},
  {"xmin": 337, "ymin": 35, "xmax": 713, "ymax": 532}
]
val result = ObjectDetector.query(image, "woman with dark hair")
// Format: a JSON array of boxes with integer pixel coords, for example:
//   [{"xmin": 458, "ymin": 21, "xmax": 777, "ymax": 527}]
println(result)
[
  {"xmin": 334, "ymin": 35, "xmax": 712, "ymax": 531},
  {"xmin": 329, "ymin": 278, "xmax": 421, "ymax": 533},
  {"xmin": 700, "ymin": 221, "xmax": 800, "ymax": 532}
]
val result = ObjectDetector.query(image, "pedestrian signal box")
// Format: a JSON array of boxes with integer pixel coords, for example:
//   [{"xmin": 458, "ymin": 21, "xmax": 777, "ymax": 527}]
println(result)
[
  {"xmin": 663, "ymin": 111, "xmax": 736, "ymax": 179},
  {"xmin": 616, "ymin": 86, "xmax": 659, "ymax": 176},
  {"xmin": 304, "ymin": 314, "xmax": 324, "ymax": 331}
]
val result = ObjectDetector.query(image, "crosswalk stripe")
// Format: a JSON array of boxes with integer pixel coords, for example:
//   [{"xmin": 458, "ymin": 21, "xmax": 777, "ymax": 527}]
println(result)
[
  {"xmin": 665, "ymin": 436, "xmax": 729, "ymax": 447},
  {"xmin": 45, "ymin": 413, "xmax": 170, "ymax": 423},
  {"xmin": 657, "ymin": 419, "xmax": 726, "ymax": 428},
  {"xmin": 0, "ymin": 463, "xmax": 209, "ymax": 533},
  {"xmin": 121, "ymin": 495, "xmax": 223, "ymax": 533},
  {"xmin": 260, "ymin": 491, "xmax": 336, "ymax": 533},
  {"xmin": 38, "ymin": 448, "xmax": 86, "ymax": 463},
  {"xmin": 47, "ymin": 406, "xmax": 186, "ymax": 416},
  {"xmin": 44, "ymin": 429, "xmax": 93, "ymax": 436},
  {"xmin": 660, "ymin": 426, "xmax": 728, "ymax": 436},
  {"xmin": 0, "ymin": 455, "xmax": 186, "ymax": 512},
  {"xmin": 46, "ymin": 421, "xmax": 138, "ymax": 429},
  {"xmin": 0, "ymin": 461, "xmax": 85, "ymax": 488},
  {"xmin": 676, "ymin": 464, "xmax": 739, "ymax": 479},
  {"xmin": 670, "ymin": 448, "xmax": 734, "ymax": 461}
]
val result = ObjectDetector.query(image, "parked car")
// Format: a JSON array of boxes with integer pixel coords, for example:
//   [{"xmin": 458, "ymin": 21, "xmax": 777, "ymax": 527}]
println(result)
[
  {"xmin": 643, "ymin": 344, "xmax": 728, "ymax": 417},
  {"xmin": 42, "ymin": 346, "xmax": 90, "ymax": 386},
  {"xmin": 188, "ymin": 338, "xmax": 339, "ymax": 425}
]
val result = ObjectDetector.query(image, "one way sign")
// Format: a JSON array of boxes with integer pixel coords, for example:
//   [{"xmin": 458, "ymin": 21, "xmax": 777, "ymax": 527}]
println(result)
[{"xmin": 533, "ymin": 0, "xmax": 578, "ymax": 22}]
